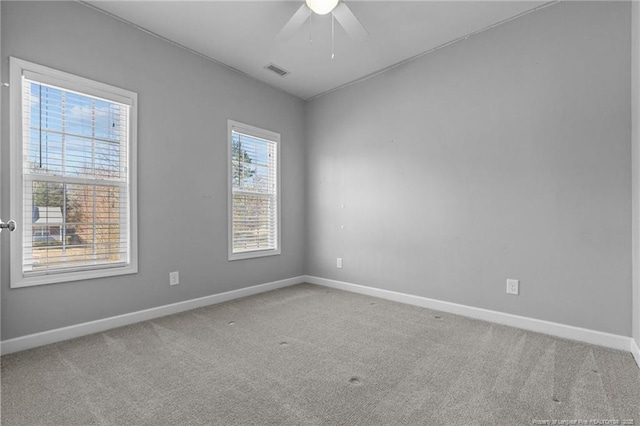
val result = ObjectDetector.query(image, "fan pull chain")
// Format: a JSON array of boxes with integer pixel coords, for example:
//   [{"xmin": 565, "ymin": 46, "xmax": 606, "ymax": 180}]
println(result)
[
  {"xmin": 309, "ymin": 9, "xmax": 313, "ymax": 44},
  {"xmin": 331, "ymin": 13, "xmax": 335, "ymax": 59}
]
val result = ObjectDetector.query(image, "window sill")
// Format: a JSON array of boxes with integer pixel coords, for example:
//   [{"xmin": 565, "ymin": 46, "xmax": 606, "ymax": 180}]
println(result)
[
  {"xmin": 10, "ymin": 264, "xmax": 138, "ymax": 288},
  {"xmin": 228, "ymin": 249, "xmax": 281, "ymax": 261}
]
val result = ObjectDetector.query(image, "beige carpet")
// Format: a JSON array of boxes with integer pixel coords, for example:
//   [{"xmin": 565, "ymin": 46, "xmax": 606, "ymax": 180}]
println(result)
[{"xmin": 1, "ymin": 283, "xmax": 639, "ymax": 425}]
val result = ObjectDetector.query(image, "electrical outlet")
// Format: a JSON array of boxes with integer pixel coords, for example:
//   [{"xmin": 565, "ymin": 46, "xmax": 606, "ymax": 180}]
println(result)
[
  {"xmin": 337, "ymin": 258, "xmax": 343, "ymax": 269},
  {"xmin": 170, "ymin": 271, "xmax": 180, "ymax": 286},
  {"xmin": 506, "ymin": 279, "xmax": 519, "ymax": 295}
]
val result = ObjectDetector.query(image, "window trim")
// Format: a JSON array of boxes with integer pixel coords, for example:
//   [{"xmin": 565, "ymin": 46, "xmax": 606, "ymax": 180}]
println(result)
[
  {"xmin": 9, "ymin": 57, "xmax": 138, "ymax": 288},
  {"xmin": 227, "ymin": 119, "xmax": 281, "ymax": 261}
]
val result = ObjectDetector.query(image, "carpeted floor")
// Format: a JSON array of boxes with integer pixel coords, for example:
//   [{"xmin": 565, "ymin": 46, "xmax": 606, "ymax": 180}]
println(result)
[{"xmin": 1, "ymin": 283, "xmax": 639, "ymax": 425}]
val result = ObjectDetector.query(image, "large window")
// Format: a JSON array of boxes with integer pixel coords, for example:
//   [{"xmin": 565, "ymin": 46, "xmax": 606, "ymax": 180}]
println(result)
[
  {"xmin": 228, "ymin": 120, "xmax": 280, "ymax": 260},
  {"xmin": 10, "ymin": 58, "xmax": 137, "ymax": 287}
]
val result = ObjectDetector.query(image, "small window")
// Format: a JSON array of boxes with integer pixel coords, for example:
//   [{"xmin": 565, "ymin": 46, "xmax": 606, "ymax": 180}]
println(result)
[
  {"xmin": 10, "ymin": 57, "xmax": 138, "ymax": 287},
  {"xmin": 228, "ymin": 120, "xmax": 280, "ymax": 260}
]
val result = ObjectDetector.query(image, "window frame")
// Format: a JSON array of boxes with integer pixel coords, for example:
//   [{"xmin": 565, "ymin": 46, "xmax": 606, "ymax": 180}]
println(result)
[
  {"xmin": 227, "ymin": 119, "xmax": 281, "ymax": 261},
  {"xmin": 9, "ymin": 57, "xmax": 138, "ymax": 288}
]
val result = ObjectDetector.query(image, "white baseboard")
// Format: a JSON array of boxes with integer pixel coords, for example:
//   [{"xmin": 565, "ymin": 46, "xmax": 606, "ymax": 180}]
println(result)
[
  {"xmin": 305, "ymin": 275, "xmax": 633, "ymax": 353},
  {"xmin": 1, "ymin": 276, "xmax": 305, "ymax": 355},
  {"xmin": 631, "ymin": 339, "xmax": 640, "ymax": 368},
  {"xmin": 3, "ymin": 275, "xmax": 635, "ymax": 358}
]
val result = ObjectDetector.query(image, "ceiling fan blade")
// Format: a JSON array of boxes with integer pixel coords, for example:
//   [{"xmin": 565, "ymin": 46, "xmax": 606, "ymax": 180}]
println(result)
[
  {"xmin": 276, "ymin": 4, "xmax": 310, "ymax": 42},
  {"xmin": 332, "ymin": 2, "xmax": 368, "ymax": 43}
]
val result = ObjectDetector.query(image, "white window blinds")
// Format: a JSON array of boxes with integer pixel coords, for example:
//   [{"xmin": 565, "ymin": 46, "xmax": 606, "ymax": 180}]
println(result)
[
  {"xmin": 10, "ymin": 57, "xmax": 138, "ymax": 286},
  {"xmin": 229, "ymin": 121, "xmax": 280, "ymax": 259}
]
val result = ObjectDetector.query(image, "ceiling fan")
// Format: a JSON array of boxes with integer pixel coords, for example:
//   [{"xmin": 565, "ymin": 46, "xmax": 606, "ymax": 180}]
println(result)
[{"xmin": 277, "ymin": 0, "xmax": 368, "ymax": 49}]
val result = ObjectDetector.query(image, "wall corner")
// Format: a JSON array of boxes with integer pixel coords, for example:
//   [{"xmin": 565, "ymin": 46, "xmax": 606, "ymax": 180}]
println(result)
[{"xmin": 632, "ymin": 0, "xmax": 640, "ymax": 348}]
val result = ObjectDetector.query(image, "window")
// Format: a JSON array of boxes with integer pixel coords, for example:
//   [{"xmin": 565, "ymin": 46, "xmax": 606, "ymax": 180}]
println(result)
[
  {"xmin": 228, "ymin": 120, "xmax": 280, "ymax": 260},
  {"xmin": 10, "ymin": 57, "xmax": 137, "ymax": 287}
]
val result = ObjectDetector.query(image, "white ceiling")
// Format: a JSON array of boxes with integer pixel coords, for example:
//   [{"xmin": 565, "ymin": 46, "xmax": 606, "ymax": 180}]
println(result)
[{"xmin": 87, "ymin": 1, "xmax": 547, "ymax": 100}]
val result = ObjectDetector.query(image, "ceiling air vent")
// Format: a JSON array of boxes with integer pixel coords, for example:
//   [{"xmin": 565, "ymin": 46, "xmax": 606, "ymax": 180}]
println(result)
[{"xmin": 264, "ymin": 63, "xmax": 289, "ymax": 77}]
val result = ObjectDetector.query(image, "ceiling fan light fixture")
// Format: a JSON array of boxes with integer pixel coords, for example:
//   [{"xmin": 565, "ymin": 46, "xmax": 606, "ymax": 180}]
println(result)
[{"xmin": 306, "ymin": 0, "xmax": 340, "ymax": 15}]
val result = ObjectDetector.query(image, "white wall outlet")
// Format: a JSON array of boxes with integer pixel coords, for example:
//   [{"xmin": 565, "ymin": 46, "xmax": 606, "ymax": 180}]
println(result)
[
  {"xmin": 169, "ymin": 271, "xmax": 180, "ymax": 286},
  {"xmin": 506, "ymin": 279, "xmax": 519, "ymax": 295},
  {"xmin": 337, "ymin": 258, "xmax": 343, "ymax": 269}
]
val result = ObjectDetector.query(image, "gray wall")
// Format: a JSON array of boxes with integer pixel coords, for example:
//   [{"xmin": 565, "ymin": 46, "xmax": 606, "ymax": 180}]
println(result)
[
  {"xmin": 305, "ymin": 1, "xmax": 632, "ymax": 336},
  {"xmin": 0, "ymin": 1, "xmax": 306, "ymax": 340},
  {"xmin": 633, "ymin": 1, "xmax": 640, "ymax": 347},
  {"xmin": 1, "ymin": 1, "xmax": 635, "ymax": 343},
  {"xmin": 0, "ymin": 2, "xmax": 3, "ymax": 336}
]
